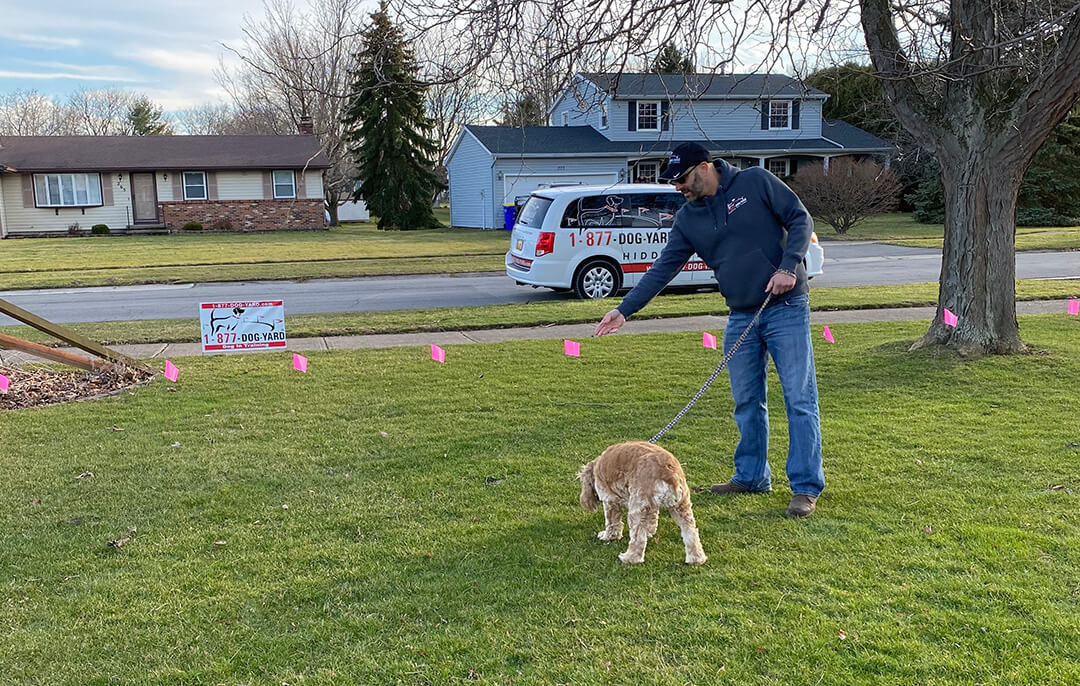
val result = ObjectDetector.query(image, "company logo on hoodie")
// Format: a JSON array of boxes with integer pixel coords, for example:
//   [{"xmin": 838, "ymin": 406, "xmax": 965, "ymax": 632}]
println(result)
[{"xmin": 727, "ymin": 196, "xmax": 748, "ymax": 214}]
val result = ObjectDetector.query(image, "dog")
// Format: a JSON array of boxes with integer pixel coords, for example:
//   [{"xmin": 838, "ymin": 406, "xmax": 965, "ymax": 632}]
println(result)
[{"xmin": 577, "ymin": 441, "xmax": 706, "ymax": 565}]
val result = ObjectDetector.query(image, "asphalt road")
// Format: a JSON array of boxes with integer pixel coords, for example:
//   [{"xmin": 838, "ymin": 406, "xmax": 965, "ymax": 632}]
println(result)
[{"xmin": 1, "ymin": 242, "xmax": 1076, "ymax": 324}]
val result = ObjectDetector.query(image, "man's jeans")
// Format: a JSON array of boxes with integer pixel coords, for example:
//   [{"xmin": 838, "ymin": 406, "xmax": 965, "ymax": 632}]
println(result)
[{"xmin": 722, "ymin": 293, "xmax": 825, "ymax": 497}]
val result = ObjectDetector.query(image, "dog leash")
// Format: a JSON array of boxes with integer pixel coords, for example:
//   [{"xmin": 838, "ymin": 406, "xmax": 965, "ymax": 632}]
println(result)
[{"xmin": 648, "ymin": 293, "xmax": 772, "ymax": 444}]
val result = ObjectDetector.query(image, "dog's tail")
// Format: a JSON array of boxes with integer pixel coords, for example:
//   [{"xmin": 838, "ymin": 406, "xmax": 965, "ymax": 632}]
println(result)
[{"xmin": 577, "ymin": 461, "xmax": 599, "ymax": 512}]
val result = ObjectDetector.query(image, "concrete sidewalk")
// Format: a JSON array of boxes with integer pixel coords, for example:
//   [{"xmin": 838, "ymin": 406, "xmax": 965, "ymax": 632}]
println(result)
[{"xmin": 0, "ymin": 299, "xmax": 1074, "ymax": 366}]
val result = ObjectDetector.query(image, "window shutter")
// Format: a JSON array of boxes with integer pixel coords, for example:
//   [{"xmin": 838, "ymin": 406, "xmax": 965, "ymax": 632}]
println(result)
[
  {"xmin": 207, "ymin": 171, "xmax": 218, "ymax": 201},
  {"xmin": 296, "ymin": 171, "xmax": 306, "ymax": 198},
  {"xmin": 21, "ymin": 175, "xmax": 34, "ymax": 207},
  {"xmin": 628, "ymin": 100, "xmax": 637, "ymax": 131},
  {"xmin": 761, "ymin": 100, "xmax": 770, "ymax": 130},
  {"xmin": 661, "ymin": 101, "xmax": 671, "ymax": 131},
  {"xmin": 172, "ymin": 172, "xmax": 182, "ymax": 200},
  {"xmin": 790, "ymin": 159, "xmax": 798, "ymax": 176},
  {"xmin": 101, "ymin": 174, "xmax": 114, "ymax": 206},
  {"xmin": 792, "ymin": 101, "xmax": 800, "ymax": 130}
]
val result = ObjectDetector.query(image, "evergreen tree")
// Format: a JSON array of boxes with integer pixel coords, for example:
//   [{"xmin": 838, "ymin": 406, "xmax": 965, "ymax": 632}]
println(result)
[
  {"xmin": 650, "ymin": 45, "xmax": 694, "ymax": 73},
  {"xmin": 127, "ymin": 97, "xmax": 173, "ymax": 135},
  {"xmin": 342, "ymin": 2, "xmax": 443, "ymax": 230},
  {"xmin": 497, "ymin": 93, "xmax": 547, "ymax": 127}
]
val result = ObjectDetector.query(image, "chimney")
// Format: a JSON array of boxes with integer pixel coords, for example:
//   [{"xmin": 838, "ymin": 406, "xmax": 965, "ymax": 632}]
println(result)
[{"xmin": 298, "ymin": 115, "xmax": 314, "ymax": 135}]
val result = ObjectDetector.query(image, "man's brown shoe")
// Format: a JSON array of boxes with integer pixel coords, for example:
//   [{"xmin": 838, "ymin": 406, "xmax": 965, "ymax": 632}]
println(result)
[
  {"xmin": 709, "ymin": 481, "xmax": 753, "ymax": 495},
  {"xmin": 786, "ymin": 494, "xmax": 818, "ymax": 518}
]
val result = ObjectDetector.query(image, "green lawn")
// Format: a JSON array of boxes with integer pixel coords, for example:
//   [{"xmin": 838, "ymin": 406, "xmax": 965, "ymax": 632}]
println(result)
[
  {"xmin": 2, "ymin": 316, "xmax": 1079, "ymax": 683},
  {"xmin": 3, "ymin": 280, "xmax": 1077, "ymax": 347},
  {"xmin": 818, "ymin": 213, "xmax": 1080, "ymax": 251}
]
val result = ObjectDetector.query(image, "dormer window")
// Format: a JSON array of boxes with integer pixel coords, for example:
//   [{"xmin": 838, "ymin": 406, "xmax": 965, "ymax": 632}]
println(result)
[
  {"xmin": 769, "ymin": 100, "xmax": 792, "ymax": 130},
  {"xmin": 637, "ymin": 101, "xmax": 660, "ymax": 131}
]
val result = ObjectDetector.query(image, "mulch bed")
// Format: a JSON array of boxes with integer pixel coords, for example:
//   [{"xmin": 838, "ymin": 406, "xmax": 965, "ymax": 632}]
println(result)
[{"xmin": 0, "ymin": 365, "xmax": 155, "ymax": 411}]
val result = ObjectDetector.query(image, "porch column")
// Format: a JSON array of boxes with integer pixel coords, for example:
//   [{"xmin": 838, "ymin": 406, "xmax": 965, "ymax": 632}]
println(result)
[
  {"xmin": 823, "ymin": 156, "xmax": 830, "ymax": 174},
  {"xmin": 758, "ymin": 157, "xmax": 766, "ymax": 168}
]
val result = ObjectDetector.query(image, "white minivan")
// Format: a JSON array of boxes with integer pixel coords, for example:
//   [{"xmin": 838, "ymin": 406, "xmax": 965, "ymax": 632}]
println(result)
[{"xmin": 506, "ymin": 183, "xmax": 824, "ymax": 299}]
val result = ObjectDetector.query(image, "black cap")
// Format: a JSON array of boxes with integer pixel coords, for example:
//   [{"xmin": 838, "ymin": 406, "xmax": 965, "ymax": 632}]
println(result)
[{"xmin": 658, "ymin": 142, "xmax": 711, "ymax": 182}]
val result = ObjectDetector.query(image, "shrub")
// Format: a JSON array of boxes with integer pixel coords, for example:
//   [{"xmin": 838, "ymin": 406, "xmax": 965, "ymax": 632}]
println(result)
[
  {"xmin": 90, "ymin": 224, "xmax": 110, "ymax": 235},
  {"xmin": 209, "ymin": 218, "xmax": 234, "ymax": 231},
  {"xmin": 1016, "ymin": 207, "xmax": 1079, "ymax": 227},
  {"xmin": 67, "ymin": 222, "xmax": 83, "ymax": 236},
  {"xmin": 182, "ymin": 221, "xmax": 204, "ymax": 231},
  {"xmin": 789, "ymin": 158, "xmax": 902, "ymax": 234}
]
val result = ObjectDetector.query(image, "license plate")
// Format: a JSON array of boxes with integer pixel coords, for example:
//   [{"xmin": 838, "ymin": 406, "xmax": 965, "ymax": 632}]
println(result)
[{"xmin": 515, "ymin": 239, "xmax": 523, "ymax": 251}]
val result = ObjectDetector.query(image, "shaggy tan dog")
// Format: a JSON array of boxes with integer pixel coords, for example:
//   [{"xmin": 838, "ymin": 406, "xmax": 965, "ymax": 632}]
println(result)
[{"xmin": 578, "ymin": 441, "xmax": 707, "ymax": 565}]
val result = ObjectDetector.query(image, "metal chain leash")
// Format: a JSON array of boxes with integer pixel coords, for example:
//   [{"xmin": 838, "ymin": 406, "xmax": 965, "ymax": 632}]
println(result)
[{"xmin": 648, "ymin": 293, "xmax": 773, "ymax": 444}]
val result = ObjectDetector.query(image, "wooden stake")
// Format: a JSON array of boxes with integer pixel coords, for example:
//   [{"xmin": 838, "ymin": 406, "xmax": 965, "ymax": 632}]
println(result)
[
  {"xmin": 0, "ymin": 333, "xmax": 107, "ymax": 371},
  {"xmin": 0, "ymin": 298, "xmax": 151, "ymax": 373}
]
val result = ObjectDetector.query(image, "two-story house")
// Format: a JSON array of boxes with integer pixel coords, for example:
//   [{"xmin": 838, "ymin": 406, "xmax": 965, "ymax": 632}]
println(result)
[{"xmin": 446, "ymin": 73, "xmax": 892, "ymax": 229}]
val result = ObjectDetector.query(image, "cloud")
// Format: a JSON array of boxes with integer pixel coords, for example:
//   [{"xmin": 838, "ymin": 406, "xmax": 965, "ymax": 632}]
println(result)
[
  {"xmin": 0, "ymin": 32, "xmax": 82, "ymax": 49},
  {"xmin": 116, "ymin": 46, "xmax": 225, "ymax": 76},
  {"xmin": 0, "ymin": 69, "xmax": 143, "ymax": 83}
]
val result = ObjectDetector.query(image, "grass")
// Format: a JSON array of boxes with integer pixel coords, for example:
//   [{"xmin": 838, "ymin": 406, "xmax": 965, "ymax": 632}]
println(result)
[
  {"xmin": 2, "ymin": 280, "xmax": 1077, "ymax": 347},
  {"xmin": 0, "ymin": 216, "xmax": 509, "ymax": 290},
  {"xmin": 819, "ymin": 214, "xmax": 1080, "ymax": 251},
  {"xmin": 2, "ymin": 315, "xmax": 1079, "ymax": 683}
]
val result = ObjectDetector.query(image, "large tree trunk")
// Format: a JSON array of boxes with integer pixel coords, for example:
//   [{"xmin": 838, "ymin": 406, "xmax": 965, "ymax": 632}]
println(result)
[
  {"xmin": 912, "ymin": 153, "xmax": 1025, "ymax": 354},
  {"xmin": 326, "ymin": 191, "xmax": 341, "ymax": 227}
]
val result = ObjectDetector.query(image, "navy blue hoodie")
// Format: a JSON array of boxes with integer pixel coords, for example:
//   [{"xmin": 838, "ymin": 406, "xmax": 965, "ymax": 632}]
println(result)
[{"xmin": 616, "ymin": 159, "xmax": 812, "ymax": 315}]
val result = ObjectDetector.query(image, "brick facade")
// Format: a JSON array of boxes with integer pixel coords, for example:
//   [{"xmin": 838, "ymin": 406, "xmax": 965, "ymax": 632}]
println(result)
[{"xmin": 159, "ymin": 199, "xmax": 325, "ymax": 232}]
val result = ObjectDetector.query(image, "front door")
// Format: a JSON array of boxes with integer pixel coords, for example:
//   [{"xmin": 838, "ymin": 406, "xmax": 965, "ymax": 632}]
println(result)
[{"xmin": 131, "ymin": 173, "xmax": 158, "ymax": 223}]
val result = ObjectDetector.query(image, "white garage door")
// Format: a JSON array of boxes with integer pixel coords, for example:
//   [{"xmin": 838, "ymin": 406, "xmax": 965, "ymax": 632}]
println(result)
[{"xmin": 502, "ymin": 173, "xmax": 620, "ymax": 205}]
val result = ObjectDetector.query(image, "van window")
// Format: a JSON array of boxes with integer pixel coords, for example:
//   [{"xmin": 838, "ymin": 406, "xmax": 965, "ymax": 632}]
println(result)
[
  {"xmin": 624, "ymin": 193, "xmax": 684, "ymax": 228},
  {"xmin": 561, "ymin": 194, "xmax": 629, "ymax": 228},
  {"xmin": 517, "ymin": 196, "xmax": 553, "ymax": 228}
]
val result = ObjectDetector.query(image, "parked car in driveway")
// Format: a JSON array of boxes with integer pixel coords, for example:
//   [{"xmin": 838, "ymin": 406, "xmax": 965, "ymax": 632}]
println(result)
[{"xmin": 505, "ymin": 184, "xmax": 824, "ymax": 299}]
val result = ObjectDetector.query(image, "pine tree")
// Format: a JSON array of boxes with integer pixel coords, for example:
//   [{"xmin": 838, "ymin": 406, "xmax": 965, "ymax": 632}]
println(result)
[
  {"xmin": 127, "ymin": 97, "xmax": 173, "ymax": 135},
  {"xmin": 342, "ymin": 2, "xmax": 443, "ymax": 230},
  {"xmin": 650, "ymin": 45, "xmax": 694, "ymax": 73}
]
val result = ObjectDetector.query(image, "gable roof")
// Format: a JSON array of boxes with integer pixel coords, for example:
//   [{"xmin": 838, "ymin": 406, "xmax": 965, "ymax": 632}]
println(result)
[
  {"xmin": 0, "ymin": 135, "xmax": 330, "ymax": 173},
  {"xmin": 464, "ymin": 124, "xmax": 891, "ymax": 157},
  {"xmin": 579, "ymin": 73, "xmax": 828, "ymax": 99}
]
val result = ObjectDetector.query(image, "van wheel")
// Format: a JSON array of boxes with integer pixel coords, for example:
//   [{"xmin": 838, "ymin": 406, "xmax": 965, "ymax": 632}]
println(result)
[{"xmin": 573, "ymin": 260, "xmax": 621, "ymax": 299}]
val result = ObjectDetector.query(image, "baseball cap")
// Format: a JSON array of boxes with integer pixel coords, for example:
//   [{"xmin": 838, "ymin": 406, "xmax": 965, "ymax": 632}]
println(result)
[{"xmin": 658, "ymin": 142, "xmax": 711, "ymax": 182}]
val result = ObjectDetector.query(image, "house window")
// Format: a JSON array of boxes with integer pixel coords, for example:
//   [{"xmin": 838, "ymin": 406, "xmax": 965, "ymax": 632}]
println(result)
[
  {"xmin": 767, "ymin": 158, "xmax": 790, "ymax": 177},
  {"xmin": 769, "ymin": 100, "xmax": 791, "ymax": 130},
  {"xmin": 633, "ymin": 161, "xmax": 659, "ymax": 183},
  {"xmin": 273, "ymin": 170, "xmax": 296, "ymax": 198},
  {"xmin": 600, "ymin": 103, "xmax": 608, "ymax": 129},
  {"xmin": 33, "ymin": 173, "xmax": 103, "ymax": 207},
  {"xmin": 637, "ymin": 101, "xmax": 660, "ymax": 131},
  {"xmin": 562, "ymin": 112, "xmax": 569, "ymax": 126},
  {"xmin": 183, "ymin": 171, "xmax": 207, "ymax": 200}
]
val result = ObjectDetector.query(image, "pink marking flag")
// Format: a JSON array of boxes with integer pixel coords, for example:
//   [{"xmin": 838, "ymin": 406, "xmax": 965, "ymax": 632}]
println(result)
[
  {"xmin": 163, "ymin": 360, "xmax": 179, "ymax": 382},
  {"xmin": 293, "ymin": 353, "xmax": 308, "ymax": 373},
  {"xmin": 702, "ymin": 331, "xmax": 717, "ymax": 349},
  {"xmin": 943, "ymin": 308, "xmax": 959, "ymax": 328},
  {"xmin": 823, "ymin": 326, "xmax": 835, "ymax": 343},
  {"xmin": 430, "ymin": 344, "xmax": 446, "ymax": 363},
  {"xmin": 564, "ymin": 339, "xmax": 581, "ymax": 357},
  {"xmin": 0, "ymin": 373, "xmax": 9, "ymax": 392},
  {"xmin": 1069, "ymin": 299, "xmax": 1079, "ymax": 316}
]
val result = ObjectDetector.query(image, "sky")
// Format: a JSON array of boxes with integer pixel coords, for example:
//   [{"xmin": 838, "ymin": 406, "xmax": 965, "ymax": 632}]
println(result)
[{"xmin": 0, "ymin": 0, "xmax": 272, "ymax": 112}]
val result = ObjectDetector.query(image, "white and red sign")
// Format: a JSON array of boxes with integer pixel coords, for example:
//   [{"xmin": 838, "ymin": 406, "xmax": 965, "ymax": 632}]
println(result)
[{"xmin": 199, "ymin": 300, "xmax": 287, "ymax": 352}]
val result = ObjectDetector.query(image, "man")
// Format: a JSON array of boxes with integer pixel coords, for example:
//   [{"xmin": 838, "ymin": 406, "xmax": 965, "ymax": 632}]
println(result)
[{"xmin": 593, "ymin": 142, "xmax": 824, "ymax": 518}]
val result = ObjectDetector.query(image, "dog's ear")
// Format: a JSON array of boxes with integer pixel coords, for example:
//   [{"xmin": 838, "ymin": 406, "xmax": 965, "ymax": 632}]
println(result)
[{"xmin": 577, "ymin": 461, "xmax": 599, "ymax": 512}]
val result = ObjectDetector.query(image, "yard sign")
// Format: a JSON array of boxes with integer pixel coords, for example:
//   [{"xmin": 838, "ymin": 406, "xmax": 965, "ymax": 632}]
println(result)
[{"xmin": 200, "ymin": 301, "xmax": 287, "ymax": 352}]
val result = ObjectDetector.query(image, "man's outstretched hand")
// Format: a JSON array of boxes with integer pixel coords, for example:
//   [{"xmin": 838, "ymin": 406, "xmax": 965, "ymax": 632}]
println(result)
[{"xmin": 594, "ymin": 309, "xmax": 626, "ymax": 336}]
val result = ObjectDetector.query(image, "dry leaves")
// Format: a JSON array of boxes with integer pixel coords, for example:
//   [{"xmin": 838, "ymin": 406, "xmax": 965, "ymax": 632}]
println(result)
[
  {"xmin": 0, "ymin": 365, "xmax": 153, "ymax": 411},
  {"xmin": 75, "ymin": 471, "xmax": 93, "ymax": 480}
]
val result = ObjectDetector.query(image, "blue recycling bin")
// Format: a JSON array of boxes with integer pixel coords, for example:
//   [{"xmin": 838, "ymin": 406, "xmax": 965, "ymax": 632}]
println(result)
[{"xmin": 503, "ymin": 203, "xmax": 516, "ymax": 231}]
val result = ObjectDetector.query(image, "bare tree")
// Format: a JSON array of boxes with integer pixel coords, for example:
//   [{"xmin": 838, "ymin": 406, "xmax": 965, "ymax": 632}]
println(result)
[
  {"xmin": 790, "ymin": 159, "xmax": 901, "ymax": 234},
  {"xmin": 66, "ymin": 88, "xmax": 137, "ymax": 135},
  {"xmin": 0, "ymin": 90, "xmax": 76, "ymax": 135},
  {"xmin": 395, "ymin": 0, "xmax": 1080, "ymax": 354},
  {"xmin": 218, "ymin": 0, "xmax": 362, "ymax": 225},
  {"xmin": 174, "ymin": 103, "xmax": 285, "ymax": 135}
]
